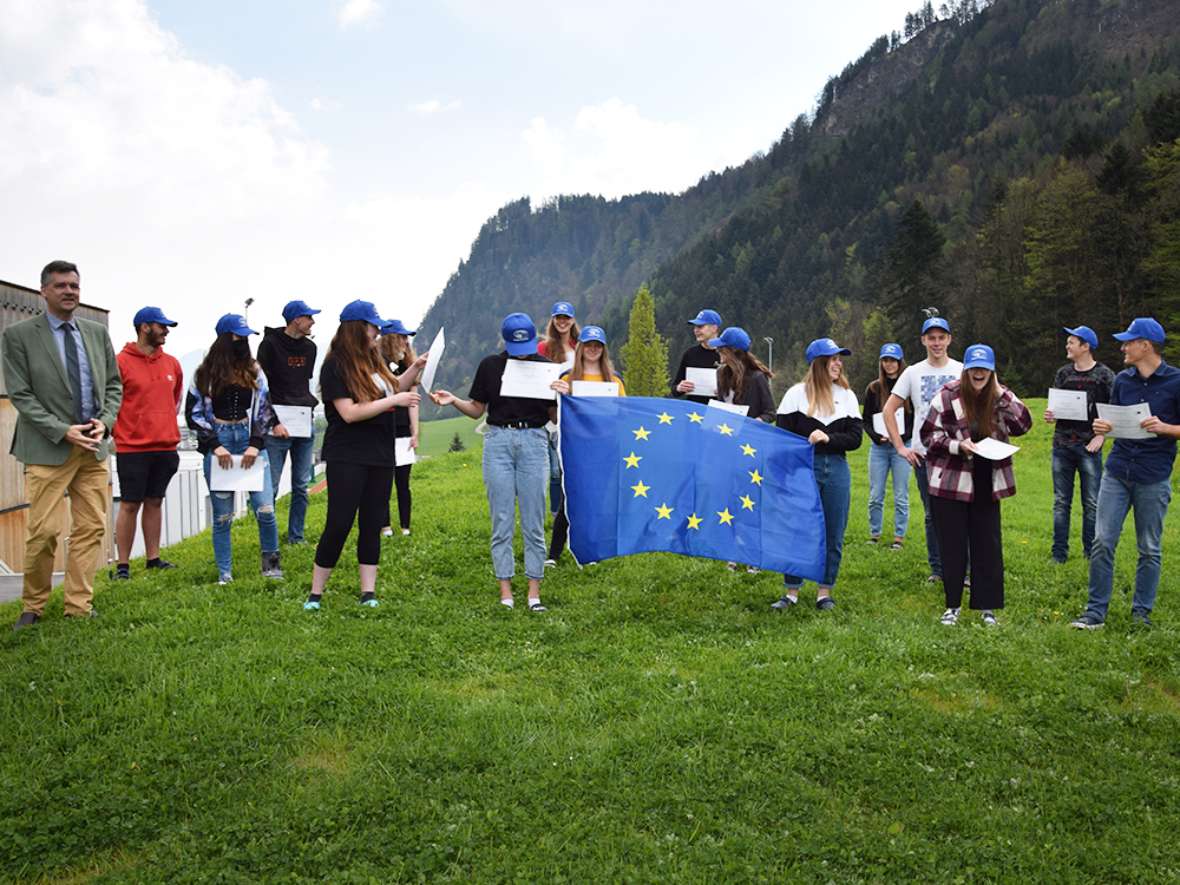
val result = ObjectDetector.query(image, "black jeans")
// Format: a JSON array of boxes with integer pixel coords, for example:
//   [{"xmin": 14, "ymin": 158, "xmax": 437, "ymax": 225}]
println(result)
[
  {"xmin": 315, "ymin": 461, "xmax": 394, "ymax": 568},
  {"xmin": 384, "ymin": 464, "xmax": 412, "ymax": 530},
  {"xmin": 930, "ymin": 493, "xmax": 1004, "ymax": 610}
]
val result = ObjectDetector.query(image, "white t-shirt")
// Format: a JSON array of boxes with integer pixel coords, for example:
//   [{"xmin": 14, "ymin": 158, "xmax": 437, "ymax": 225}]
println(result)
[
  {"xmin": 890, "ymin": 357, "xmax": 963, "ymax": 454},
  {"xmin": 777, "ymin": 382, "xmax": 860, "ymax": 425}
]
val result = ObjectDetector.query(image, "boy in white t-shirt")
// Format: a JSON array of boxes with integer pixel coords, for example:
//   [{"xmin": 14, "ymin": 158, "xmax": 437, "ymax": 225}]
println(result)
[{"xmin": 882, "ymin": 317, "xmax": 963, "ymax": 583}]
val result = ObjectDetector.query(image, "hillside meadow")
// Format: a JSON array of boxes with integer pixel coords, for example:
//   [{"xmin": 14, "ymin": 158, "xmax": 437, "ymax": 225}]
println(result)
[{"xmin": 2, "ymin": 399, "xmax": 1178, "ymax": 882}]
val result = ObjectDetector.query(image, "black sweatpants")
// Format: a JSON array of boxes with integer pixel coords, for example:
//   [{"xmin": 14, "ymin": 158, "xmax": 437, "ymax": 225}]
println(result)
[
  {"xmin": 315, "ymin": 461, "xmax": 394, "ymax": 568},
  {"xmin": 930, "ymin": 490, "xmax": 1004, "ymax": 610},
  {"xmin": 383, "ymin": 465, "xmax": 413, "ymax": 530}
]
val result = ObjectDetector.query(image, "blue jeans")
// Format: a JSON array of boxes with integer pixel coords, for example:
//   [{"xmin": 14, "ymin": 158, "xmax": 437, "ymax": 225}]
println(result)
[
  {"xmin": 265, "ymin": 433, "xmax": 315, "ymax": 543},
  {"xmin": 914, "ymin": 461, "xmax": 942, "ymax": 577},
  {"xmin": 1051, "ymin": 443, "xmax": 1103, "ymax": 561},
  {"xmin": 868, "ymin": 442, "xmax": 911, "ymax": 539},
  {"xmin": 202, "ymin": 423, "xmax": 279, "ymax": 575},
  {"xmin": 785, "ymin": 452, "xmax": 851, "ymax": 589},
  {"xmin": 482, "ymin": 427, "xmax": 548, "ymax": 581},
  {"xmin": 1084, "ymin": 473, "xmax": 1171, "ymax": 621}
]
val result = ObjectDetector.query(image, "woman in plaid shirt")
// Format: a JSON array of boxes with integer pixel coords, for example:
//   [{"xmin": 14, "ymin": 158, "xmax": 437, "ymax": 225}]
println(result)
[{"xmin": 920, "ymin": 344, "xmax": 1032, "ymax": 626}]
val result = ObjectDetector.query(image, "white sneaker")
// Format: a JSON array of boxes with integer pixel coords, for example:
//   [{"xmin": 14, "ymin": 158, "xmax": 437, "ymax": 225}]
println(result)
[
  {"xmin": 218, "ymin": 572, "xmax": 233, "ymax": 585},
  {"xmin": 544, "ymin": 559, "xmax": 557, "ymax": 568},
  {"xmin": 981, "ymin": 610, "xmax": 998, "ymax": 626},
  {"xmin": 381, "ymin": 527, "xmax": 394, "ymax": 538},
  {"xmin": 940, "ymin": 607, "xmax": 960, "ymax": 626},
  {"xmin": 401, "ymin": 528, "xmax": 411, "ymax": 536}
]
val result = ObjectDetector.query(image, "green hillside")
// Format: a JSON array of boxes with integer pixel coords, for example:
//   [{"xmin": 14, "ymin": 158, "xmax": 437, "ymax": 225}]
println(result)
[{"xmin": 4, "ymin": 402, "xmax": 1179, "ymax": 880}]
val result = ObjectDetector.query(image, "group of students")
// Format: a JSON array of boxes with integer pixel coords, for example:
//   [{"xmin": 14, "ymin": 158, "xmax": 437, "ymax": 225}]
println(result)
[{"xmin": 7, "ymin": 258, "xmax": 1177, "ymax": 632}]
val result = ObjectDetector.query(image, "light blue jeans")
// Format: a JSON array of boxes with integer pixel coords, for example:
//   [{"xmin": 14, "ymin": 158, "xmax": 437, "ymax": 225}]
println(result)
[
  {"xmin": 265, "ymin": 433, "xmax": 315, "ymax": 543},
  {"xmin": 867, "ymin": 442, "xmax": 911, "ymax": 539},
  {"xmin": 1084, "ymin": 473, "xmax": 1171, "ymax": 620},
  {"xmin": 482, "ymin": 426, "xmax": 548, "ymax": 581},
  {"xmin": 785, "ymin": 452, "xmax": 851, "ymax": 589},
  {"xmin": 202, "ymin": 423, "xmax": 279, "ymax": 575}
]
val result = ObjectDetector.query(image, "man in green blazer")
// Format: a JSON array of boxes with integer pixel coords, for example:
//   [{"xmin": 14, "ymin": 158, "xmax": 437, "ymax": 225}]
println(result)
[{"xmin": 3, "ymin": 260, "xmax": 123, "ymax": 629}]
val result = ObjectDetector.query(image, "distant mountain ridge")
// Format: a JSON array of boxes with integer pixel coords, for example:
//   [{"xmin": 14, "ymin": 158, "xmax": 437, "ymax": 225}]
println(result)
[{"xmin": 417, "ymin": 0, "xmax": 1180, "ymax": 400}]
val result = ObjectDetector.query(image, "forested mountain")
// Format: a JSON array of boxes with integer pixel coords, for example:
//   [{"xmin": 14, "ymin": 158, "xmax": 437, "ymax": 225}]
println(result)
[{"xmin": 417, "ymin": 0, "xmax": 1180, "ymax": 400}]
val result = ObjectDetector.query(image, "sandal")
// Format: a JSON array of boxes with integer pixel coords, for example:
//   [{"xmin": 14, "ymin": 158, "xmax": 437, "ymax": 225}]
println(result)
[
  {"xmin": 528, "ymin": 601, "xmax": 547, "ymax": 613},
  {"xmin": 816, "ymin": 596, "xmax": 837, "ymax": 611}
]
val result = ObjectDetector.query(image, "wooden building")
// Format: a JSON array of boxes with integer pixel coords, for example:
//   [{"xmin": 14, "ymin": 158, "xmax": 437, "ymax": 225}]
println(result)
[{"xmin": 0, "ymin": 277, "xmax": 114, "ymax": 574}]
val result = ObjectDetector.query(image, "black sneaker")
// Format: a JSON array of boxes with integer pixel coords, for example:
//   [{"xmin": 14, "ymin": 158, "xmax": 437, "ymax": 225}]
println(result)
[
  {"xmin": 13, "ymin": 612, "xmax": 40, "ymax": 631},
  {"xmin": 112, "ymin": 564, "xmax": 131, "ymax": 580},
  {"xmin": 146, "ymin": 558, "xmax": 178, "ymax": 570},
  {"xmin": 1132, "ymin": 610, "xmax": 1154, "ymax": 628}
]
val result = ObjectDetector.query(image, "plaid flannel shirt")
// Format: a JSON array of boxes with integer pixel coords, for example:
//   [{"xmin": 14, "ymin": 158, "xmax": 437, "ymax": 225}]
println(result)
[{"xmin": 919, "ymin": 380, "xmax": 1032, "ymax": 502}]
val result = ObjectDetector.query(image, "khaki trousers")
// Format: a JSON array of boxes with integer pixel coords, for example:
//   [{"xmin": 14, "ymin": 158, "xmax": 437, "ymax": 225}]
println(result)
[{"xmin": 23, "ymin": 447, "xmax": 110, "ymax": 616}]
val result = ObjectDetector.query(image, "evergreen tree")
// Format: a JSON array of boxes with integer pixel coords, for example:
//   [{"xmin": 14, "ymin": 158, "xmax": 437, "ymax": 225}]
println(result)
[
  {"xmin": 880, "ymin": 200, "xmax": 947, "ymax": 330},
  {"xmin": 619, "ymin": 284, "xmax": 670, "ymax": 397},
  {"xmin": 448, "ymin": 432, "xmax": 465, "ymax": 453}
]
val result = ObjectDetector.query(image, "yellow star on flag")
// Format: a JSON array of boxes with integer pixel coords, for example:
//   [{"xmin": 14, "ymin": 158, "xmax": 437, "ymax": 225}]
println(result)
[
  {"xmin": 688, "ymin": 412, "xmax": 704, "ymax": 424},
  {"xmin": 740, "ymin": 494, "xmax": 756, "ymax": 511},
  {"xmin": 748, "ymin": 469, "xmax": 763, "ymax": 486},
  {"xmin": 686, "ymin": 513, "xmax": 703, "ymax": 530},
  {"xmin": 633, "ymin": 426, "xmax": 652, "ymax": 441},
  {"xmin": 623, "ymin": 452, "xmax": 642, "ymax": 469},
  {"xmin": 740, "ymin": 443, "xmax": 757, "ymax": 457},
  {"xmin": 655, "ymin": 502, "xmax": 674, "ymax": 520},
  {"xmin": 717, "ymin": 507, "xmax": 734, "ymax": 525},
  {"xmin": 718, "ymin": 423, "xmax": 734, "ymax": 436},
  {"xmin": 657, "ymin": 412, "xmax": 674, "ymax": 425},
  {"xmin": 631, "ymin": 480, "xmax": 650, "ymax": 498}
]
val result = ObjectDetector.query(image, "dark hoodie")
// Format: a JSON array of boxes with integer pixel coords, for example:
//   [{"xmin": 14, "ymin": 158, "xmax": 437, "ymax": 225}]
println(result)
[{"xmin": 256, "ymin": 326, "xmax": 318, "ymax": 407}]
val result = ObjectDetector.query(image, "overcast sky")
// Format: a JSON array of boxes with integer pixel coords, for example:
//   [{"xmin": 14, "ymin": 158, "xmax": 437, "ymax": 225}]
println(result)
[{"xmin": 2, "ymin": 0, "xmax": 918, "ymax": 358}]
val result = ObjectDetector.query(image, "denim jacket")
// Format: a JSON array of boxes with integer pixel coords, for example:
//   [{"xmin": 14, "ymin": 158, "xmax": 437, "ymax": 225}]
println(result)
[{"xmin": 184, "ymin": 369, "xmax": 275, "ymax": 454}]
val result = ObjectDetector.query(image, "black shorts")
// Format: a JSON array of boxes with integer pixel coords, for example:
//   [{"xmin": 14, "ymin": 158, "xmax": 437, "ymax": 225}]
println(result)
[{"xmin": 116, "ymin": 451, "xmax": 180, "ymax": 502}]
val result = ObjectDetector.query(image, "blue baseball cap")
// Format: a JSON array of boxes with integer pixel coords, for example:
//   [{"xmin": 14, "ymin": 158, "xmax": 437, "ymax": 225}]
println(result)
[
  {"xmin": 282, "ymin": 299, "xmax": 321, "ymax": 323},
  {"xmin": 688, "ymin": 309, "xmax": 722, "ymax": 327},
  {"xmin": 921, "ymin": 317, "xmax": 951, "ymax": 335},
  {"xmin": 707, "ymin": 327, "xmax": 752, "ymax": 352},
  {"xmin": 381, "ymin": 319, "xmax": 417, "ymax": 336},
  {"xmin": 805, "ymin": 337, "xmax": 851, "ymax": 363},
  {"xmin": 1112, "ymin": 317, "xmax": 1165, "ymax": 343},
  {"xmin": 551, "ymin": 301, "xmax": 576, "ymax": 318},
  {"xmin": 963, "ymin": 343, "xmax": 996, "ymax": 371},
  {"xmin": 501, "ymin": 312, "xmax": 538, "ymax": 356},
  {"xmin": 879, "ymin": 342, "xmax": 904, "ymax": 360},
  {"xmin": 215, "ymin": 313, "xmax": 257, "ymax": 336},
  {"xmin": 339, "ymin": 299, "xmax": 386, "ymax": 327},
  {"xmin": 132, "ymin": 306, "xmax": 177, "ymax": 328},
  {"xmin": 1062, "ymin": 325, "xmax": 1098, "ymax": 350},
  {"xmin": 578, "ymin": 325, "xmax": 607, "ymax": 344}
]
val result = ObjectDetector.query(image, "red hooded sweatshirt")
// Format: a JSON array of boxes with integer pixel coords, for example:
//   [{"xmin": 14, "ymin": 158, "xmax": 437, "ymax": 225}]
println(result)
[{"xmin": 114, "ymin": 343, "xmax": 184, "ymax": 452}]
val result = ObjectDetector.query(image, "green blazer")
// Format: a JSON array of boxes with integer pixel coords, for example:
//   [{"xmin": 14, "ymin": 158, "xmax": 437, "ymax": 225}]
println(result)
[{"xmin": 2, "ymin": 313, "xmax": 123, "ymax": 465}]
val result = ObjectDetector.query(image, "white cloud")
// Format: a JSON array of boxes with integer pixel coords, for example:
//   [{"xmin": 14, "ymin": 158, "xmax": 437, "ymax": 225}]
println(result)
[
  {"xmin": 337, "ymin": 0, "xmax": 381, "ymax": 29},
  {"xmin": 409, "ymin": 99, "xmax": 463, "ymax": 115},
  {"xmin": 0, "ymin": 1, "xmax": 497, "ymax": 358},
  {"xmin": 522, "ymin": 99, "xmax": 707, "ymax": 199}
]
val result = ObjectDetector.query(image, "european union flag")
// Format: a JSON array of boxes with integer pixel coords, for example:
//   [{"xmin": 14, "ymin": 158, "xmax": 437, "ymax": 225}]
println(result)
[{"xmin": 559, "ymin": 396, "xmax": 826, "ymax": 580}]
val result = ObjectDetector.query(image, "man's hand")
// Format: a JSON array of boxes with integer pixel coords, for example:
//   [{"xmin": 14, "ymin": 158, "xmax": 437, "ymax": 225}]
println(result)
[
  {"xmin": 1085, "ymin": 434, "xmax": 1105, "ymax": 453},
  {"xmin": 1043, "ymin": 409, "xmax": 1055, "ymax": 424},
  {"xmin": 410, "ymin": 432, "xmax": 419, "ymax": 450},
  {"xmin": 1141, "ymin": 416, "xmax": 1175, "ymax": 437},
  {"xmin": 272, "ymin": 423, "xmax": 290, "ymax": 439},
  {"xmin": 1092, "ymin": 418, "xmax": 1113, "ymax": 435},
  {"xmin": 65, "ymin": 424, "xmax": 100, "ymax": 452},
  {"xmin": 241, "ymin": 446, "xmax": 259, "ymax": 470},
  {"xmin": 676, "ymin": 380, "xmax": 695, "ymax": 394},
  {"xmin": 213, "ymin": 446, "xmax": 233, "ymax": 470}
]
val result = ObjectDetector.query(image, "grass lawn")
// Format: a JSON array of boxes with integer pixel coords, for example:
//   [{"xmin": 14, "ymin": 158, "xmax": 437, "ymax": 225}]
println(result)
[
  {"xmin": 416, "ymin": 414, "xmax": 484, "ymax": 459},
  {"xmin": 3, "ymin": 399, "xmax": 1179, "ymax": 881}
]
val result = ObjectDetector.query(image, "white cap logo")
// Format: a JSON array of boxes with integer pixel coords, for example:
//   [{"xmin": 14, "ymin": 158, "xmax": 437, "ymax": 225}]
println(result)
[
  {"xmin": 512, "ymin": 329, "xmax": 529, "ymax": 342},
  {"xmin": 972, "ymin": 348, "xmax": 986, "ymax": 359}
]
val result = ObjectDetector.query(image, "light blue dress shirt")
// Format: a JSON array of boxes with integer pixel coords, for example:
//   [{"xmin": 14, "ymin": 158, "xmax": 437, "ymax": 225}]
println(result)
[{"xmin": 46, "ymin": 313, "xmax": 95, "ymax": 423}]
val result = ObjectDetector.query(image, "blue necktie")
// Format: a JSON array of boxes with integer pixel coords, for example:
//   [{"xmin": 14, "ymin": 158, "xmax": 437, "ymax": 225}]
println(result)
[{"xmin": 61, "ymin": 323, "xmax": 84, "ymax": 424}]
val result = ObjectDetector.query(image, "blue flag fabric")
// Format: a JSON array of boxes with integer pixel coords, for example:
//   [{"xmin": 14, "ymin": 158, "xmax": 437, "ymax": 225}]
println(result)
[{"xmin": 560, "ymin": 396, "xmax": 827, "ymax": 581}]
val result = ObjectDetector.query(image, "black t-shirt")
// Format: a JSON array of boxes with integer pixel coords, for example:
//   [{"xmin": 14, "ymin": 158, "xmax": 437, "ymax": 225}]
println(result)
[
  {"xmin": 671, "ymin": 344, "xmax": 722, "ymax": 404},
  {"xmin": 468, "ymin": 352, "xmax": 554, "ymax": 427},
  {"xmin": 319, "ymin": 356, "xmax": 395, "ymax": 467}
]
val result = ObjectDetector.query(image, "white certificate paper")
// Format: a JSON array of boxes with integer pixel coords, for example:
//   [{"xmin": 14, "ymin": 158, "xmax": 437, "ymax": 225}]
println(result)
[
  {"xmin": 972, "ymin": 437, "xmax": 1021, "ymax": 461},
  {"xmin": 707, "ymin": 399, "xmax": 749, "ymax": 416},
  {"xmin": 872, "ymin": 408, "xmax": 906, "ymax": 438},
  {"xmin": 1047, "ymin": 388, "xmax": 1088, "ymax": 422},
  {"xmin": 685, "ymin": 367, "xmax": 718, "ymax": 398},
  {"xmin": 272, "ymin": 405, "xmax": 312, "ymax": 438},
  {"xmin": 395, "ymin": 437, "xmax": 417, "ymax": 466},
  {"xmin": 1097, "ymin": 402, "xmax": 1152, "ymax": 439},
  {"xmin": 419, "ymin": 327, "xmax": 445, "ymax": 393},
  {"xmin": 570, "ymin": 380, "xmax": 619, "ymax": 397},
  {"xmin": 210, "ymin": 455, "xmax": 266, "ymax": 492},
  {"xmin": 501, "ymin": 359, "xmax": 564, "ymax": 400}
]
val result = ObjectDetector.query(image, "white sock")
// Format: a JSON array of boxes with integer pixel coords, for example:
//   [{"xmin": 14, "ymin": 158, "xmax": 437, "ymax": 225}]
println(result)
[{"xmin": 500, "ymin": 598, "xmax": 514, "ymax": 609}]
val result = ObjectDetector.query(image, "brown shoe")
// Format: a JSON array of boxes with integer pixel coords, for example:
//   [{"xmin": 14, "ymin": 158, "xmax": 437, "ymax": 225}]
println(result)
[{"xmin": 13, "ymin": 612, "xmax": 40, "ymax": 631}]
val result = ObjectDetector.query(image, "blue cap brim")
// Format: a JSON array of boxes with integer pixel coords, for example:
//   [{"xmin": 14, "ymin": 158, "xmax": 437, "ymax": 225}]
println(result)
[{"xmin": 505, "ymin": 339, "xmax": 537, "ymax": 357}]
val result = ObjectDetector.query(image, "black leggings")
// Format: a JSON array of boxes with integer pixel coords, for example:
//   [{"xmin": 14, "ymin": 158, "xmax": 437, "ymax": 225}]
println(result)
[
  {"xmin": 315, "ymin": 461, "xmax": 394, "ymax": 568},
  {"xmin": 549, "ymin": 504, "xmax": 569, "ymax": 560},
  {"xmin": 384, "ymin": 465, "xmax": 412, "ymax": 530}
]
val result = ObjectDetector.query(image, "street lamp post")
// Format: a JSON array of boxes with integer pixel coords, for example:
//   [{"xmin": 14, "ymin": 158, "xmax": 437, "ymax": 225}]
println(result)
[
  {"xmin": 244, "ymin": 297, "xmax": 254, "ymax": 325},
  {"xmin": 763, "ymin": 336, "xmax": 774, "ymax": 373}
]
